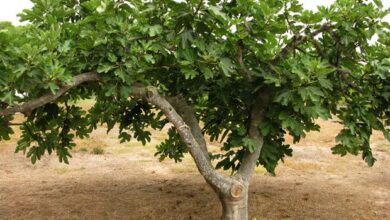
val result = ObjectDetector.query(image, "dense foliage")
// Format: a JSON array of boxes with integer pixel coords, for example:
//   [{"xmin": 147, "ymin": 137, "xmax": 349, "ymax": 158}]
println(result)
[{"xmin": 0, "ymin": 0, "xmax": 389, "ymax": 174}]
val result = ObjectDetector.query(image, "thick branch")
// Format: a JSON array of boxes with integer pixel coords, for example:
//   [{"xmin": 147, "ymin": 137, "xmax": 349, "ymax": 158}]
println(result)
[
  {"xmin": 166, "ymin": 95, "xmax": 210, "ymax": 163},
  {"xmin": 131, "ymin": 86, "xmax": 232, "ymax": 192},
  {"xmin": 237, "ymin": 89, "xmax": 271, "ymax": 182},
  {"xmin": 236, "ymin": 40, "xmax": 253, "ymax": 82},
  {"xmin": 271, "ymin": 23, "xmax": 332, "ymax": 65},
  {"xmin": 0, "ymin": 71, "xmax": 100, "ymax": 116}
]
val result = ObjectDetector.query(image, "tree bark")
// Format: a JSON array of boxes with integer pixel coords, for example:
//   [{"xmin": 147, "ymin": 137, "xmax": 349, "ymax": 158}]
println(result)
[
  {"xmin": 166, "ymin": 95, "xmax": 210, "ymax": 162},
  {"xmin": 237, "ymin": 90, "xmax": 271, "ymax": 182},
  {"xmin": 218, "ymin": 180, "xmax": 249, "ymax": 220}
]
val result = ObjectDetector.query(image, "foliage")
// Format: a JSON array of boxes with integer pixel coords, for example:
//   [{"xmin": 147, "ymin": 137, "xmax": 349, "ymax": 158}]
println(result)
[{"xmin": 0, "ymin": 0, "xmax": 389, "ymax": 174}]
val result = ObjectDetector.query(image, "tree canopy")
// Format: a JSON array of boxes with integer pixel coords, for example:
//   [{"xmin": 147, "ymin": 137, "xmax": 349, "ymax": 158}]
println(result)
[{"xmin": 0, "ymin": 1, "xmax": 389, "ymax": 218}]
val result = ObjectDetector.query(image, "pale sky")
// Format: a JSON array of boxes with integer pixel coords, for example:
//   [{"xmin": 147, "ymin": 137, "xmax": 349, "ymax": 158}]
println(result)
[{"xmin": 0, "ymin": 0, "xmax": 388, "ymax": 25}]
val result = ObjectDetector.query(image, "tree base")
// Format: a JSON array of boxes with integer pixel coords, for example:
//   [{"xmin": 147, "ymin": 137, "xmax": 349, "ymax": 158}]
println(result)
[{"xmin": 219, "ymin": 183, "xmax": 249, "ymax": 220}]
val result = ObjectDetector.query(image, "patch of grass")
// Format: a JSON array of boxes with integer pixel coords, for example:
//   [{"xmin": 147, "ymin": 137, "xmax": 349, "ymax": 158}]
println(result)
[
  {"xmin": 91, "ymin": 146, "xmax": 105, "ymax": 155},
  {"xmin": 78, "ymin": 147, "xmax": 88, "ymax": 153},
  {"xmin": 54, "ymin": 167, "xmax": 69, "ymax": 175},
  {"xmin": 284, "ymin": 160, "xmax": 322, "ymax": 171},
  {"xmin": 171, "ymin": 165, "xmax": 197, "ymax": 173}
]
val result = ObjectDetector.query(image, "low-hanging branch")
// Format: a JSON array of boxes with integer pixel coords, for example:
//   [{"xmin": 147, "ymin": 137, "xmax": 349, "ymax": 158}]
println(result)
[{"xmin": 0, "ymin": 71, "xmax": 100, "ymax": 117}]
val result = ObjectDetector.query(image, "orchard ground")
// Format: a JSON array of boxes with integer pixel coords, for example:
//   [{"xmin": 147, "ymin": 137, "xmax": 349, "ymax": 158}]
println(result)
[{"xmin": 1, "ymin": 102, "xmax": 389, "ymax": 219}]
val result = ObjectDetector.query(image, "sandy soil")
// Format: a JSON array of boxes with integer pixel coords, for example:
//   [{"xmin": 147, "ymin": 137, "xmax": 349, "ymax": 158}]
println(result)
[{"xmin": 0, "ymin": 118, "xmax": 389, "ymax": 220}]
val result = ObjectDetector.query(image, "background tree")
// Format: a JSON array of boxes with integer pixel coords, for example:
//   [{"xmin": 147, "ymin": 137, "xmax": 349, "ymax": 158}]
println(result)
[{"xmin": 0, "ymin": 0, "xmax": 389, "ymax": 219}]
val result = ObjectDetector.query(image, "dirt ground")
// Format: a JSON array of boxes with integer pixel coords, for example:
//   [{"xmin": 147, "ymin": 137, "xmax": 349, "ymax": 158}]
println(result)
[{"xmin": 0, "ymin": 116, "xmax": 389, "ymax": 220}]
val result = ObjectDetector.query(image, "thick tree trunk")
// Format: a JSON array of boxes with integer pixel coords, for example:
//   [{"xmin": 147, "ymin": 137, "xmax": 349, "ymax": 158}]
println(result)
[
  {"xmin": 215, "ymin": 180, "xmax": 249, "ymax": 220},
  {"xmin": 220, "ymin": 193, "xmax": 248, "ymax": 220}
]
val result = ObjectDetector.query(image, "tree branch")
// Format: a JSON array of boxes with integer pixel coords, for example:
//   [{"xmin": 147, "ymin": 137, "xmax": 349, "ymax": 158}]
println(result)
[
  {"xmin": 0, "ymin": 71, "xmax": 100, "ymax": 117},
  {"xmin": 193, "ymin": 0, "xmax": 204, "ymax": 15},
  {"xmin": 166, "ymin": 95, "xmax": 210, "ymax": 163},
  {"xmin": 236, "ymin": 40, "xmax": 254, "ymax": 82},
  {"xmin": 237, "ymin": 89, "xmax": 271, "ymax": 182},
  {"xmin": 310, "ymin": 38, "xmax": 326, "ymax": 58},
  {"xmin": 271, "ymin": 23, "xmax": 332, "ymax": 65},
  {"xmin": 131, "ymin": 86, "xmax": 233, "ymax": 192}
]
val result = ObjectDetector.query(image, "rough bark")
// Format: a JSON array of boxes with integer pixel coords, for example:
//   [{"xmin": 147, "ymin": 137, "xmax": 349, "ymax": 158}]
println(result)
[
  {"xmin": 236, "ymin": 40, "xmax": 254, "ymax": 82},
  {"xmin": 166, "ymin": 95, "xmax": 210, "ymax": 162},
  {"xmin": 219, "ymin": 182, "xmax": 249, "ymax": 220},
  {"xmin": 130, "ymin": 86, "xmax": 234, "ymax": 194},
  {"xmin": 237, "ymin": 90, "xmax": 271, "ymax": 182}
]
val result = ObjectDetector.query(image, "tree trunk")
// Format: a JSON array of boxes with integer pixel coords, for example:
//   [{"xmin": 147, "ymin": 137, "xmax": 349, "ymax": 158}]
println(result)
[{"xmin": 217, "ymin": 181, "xmax": 249, "ymax": 220}]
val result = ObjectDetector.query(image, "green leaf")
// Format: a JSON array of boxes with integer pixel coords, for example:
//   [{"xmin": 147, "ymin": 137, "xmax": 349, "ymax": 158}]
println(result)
[
  {"xmin": 108, "ymin": 53, "xmax": 117, "ymax": 63},
  {"xmin": 318, "ymin": 78, "xmax": 333, "ymax": 90},
  {"xmin": 383, "ymin": 129, "xmax": 390, "ymax": 141},
  {"xmin": 114, "ymin": 68, "xmax": 127, "ymax": 82},
  {"xmin": 1, "ymin": 91, "xmax": 14, "ymax": 105},
  {"xmin": 219, "ymin": 58, "xmax": 234, "ymax": 77},
  {"xmin": 202, "ymin": 67, "xmax": 213, "ymax": 80},
  {"xmin": 363, "ymin": 148, "xmax": 376, "ymax": 167},
  {"xmin": 275, "ymin": 91, "xmax": 294, "ymax": 106},
  {"xmin": 242, "ymin": 137, "xmax": 257, "ymax": 153},
  {"xmin": 144, "ymin": 54, "xmax": 155, "ymax": 64},
  {"xmin": 180, "ymin": 31, "xmax": 193, "ymax": 48},
  {"xmin": 0, "ymin": 117, "xmax": 13, "ymax": 141},
  {"xmin": 148, "ymin": 25, "xmax": 163, "ymax": 37},
  {"xmin": 182, "ymin": 68, "xmax": 198, "ymax": 79},
  {"xmin": 96, "ymin": 1, "xmax": 107, "ymax": 13},
  {"xmin": 373, "ymin": 0, "xmax": 383, "ymax": 7},
  {"xmin": 208, "ymin": 6, "xmax": 227, "ymax": 21},
  {"xmin": 47, "ymin": 82, "xmax": 60, "ymax": 94},
  {"xmin": 97, "ymin": 63, "xmax": 114, "ymax": 73},
  {"xmin": 58, "ymin": 40, "xmax": 71, "ymax": 53}
]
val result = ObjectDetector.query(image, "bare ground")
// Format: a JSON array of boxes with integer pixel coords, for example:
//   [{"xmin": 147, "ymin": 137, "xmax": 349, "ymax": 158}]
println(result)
[{"xmin": 0, "ymin": 118, "xmax": 389, "ymax": 220}]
